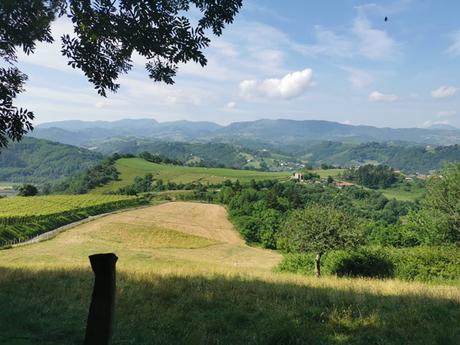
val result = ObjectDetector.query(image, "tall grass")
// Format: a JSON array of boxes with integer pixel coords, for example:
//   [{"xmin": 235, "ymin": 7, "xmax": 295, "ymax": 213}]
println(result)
[{"xmin": 0, "ymin": 266, "xmax": 458, "ymax": 345}]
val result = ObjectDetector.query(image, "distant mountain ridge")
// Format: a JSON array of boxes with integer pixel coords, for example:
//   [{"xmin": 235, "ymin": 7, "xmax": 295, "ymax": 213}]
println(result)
[
  {"xmin": 32, "ymin": 119, "xmax": 222, "ymax": 146},
  {"xmin": 30, "ymin": 118, "xmax": 460, "ymax": 146}
]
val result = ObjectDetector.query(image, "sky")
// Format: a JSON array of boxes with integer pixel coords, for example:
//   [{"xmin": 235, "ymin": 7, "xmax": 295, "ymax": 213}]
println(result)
[{"xmin": 13, "ymin": 0, "xmax": 460, "ymax": 128}]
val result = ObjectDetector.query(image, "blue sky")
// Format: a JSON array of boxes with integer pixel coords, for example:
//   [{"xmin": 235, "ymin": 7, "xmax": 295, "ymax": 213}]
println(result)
[{"xmin": 14, "ymin": 0, "xmax": 460, "ymax": 128}]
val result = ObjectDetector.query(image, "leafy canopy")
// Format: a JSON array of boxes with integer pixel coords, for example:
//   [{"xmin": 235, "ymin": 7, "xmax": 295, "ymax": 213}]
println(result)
[
  {"xmin": 407, "ymin": 162, "xmax": 460, "ymax": 244},
  {"xmin": 278, "ymin": 205, "xmax": 363, "ymax": 255},
  {"xmin": 0, "ymin": 0, "xmax": 243, "ymax": 148}
]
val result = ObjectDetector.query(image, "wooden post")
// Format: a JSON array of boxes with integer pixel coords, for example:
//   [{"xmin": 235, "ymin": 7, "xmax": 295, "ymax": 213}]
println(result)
[{"xmin": 84, "ymin": 253, "xmax": 118, "ymax": 345}]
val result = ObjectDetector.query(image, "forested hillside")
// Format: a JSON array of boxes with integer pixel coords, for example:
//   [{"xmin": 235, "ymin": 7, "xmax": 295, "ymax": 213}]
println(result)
[
  {"xmin": 0, "ymin": 138, "xmax": 102, "ymax": 183},
  {"xmin": 301, "ymin": 142, "xmax": 460, "ymax": 173},
  {"xmin": 90, "ymin": 139, "xmax": 304, "ymax": 171}
]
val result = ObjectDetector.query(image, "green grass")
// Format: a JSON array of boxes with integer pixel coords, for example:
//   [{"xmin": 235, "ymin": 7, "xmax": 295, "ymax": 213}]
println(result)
[
  {"xmin": 0, "ymin": 181, "xmax": 18, "ymax": 188},
  {"xmin": 0, "ymin": 202, "xmax": 458, "ymax": 344},
  {"xmin": 314, "ymin": 168, "xmax": 344, "ymax": 179},
  {"xmin": 93, "ymin": 158, "xmax": 290, "ymax": 193},
  {"xmin": 1, "ymin": 267, "xmax": 459, "ymax": 345},
  {"xmin": 378, "ymin": 184, "xmax": 425, "ymax": 201}
]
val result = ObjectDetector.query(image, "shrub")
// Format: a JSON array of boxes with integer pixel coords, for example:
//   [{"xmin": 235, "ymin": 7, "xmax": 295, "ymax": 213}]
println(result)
[
  {"xmin": 18, "ymin": 184, "xmax": 38, "ymax": 197},
  {"xmin": 364, "ymin": 221, "xmax": 420, "ymax": 247},
  {"xmin": 389, "ymin": 246, "xmax": 460, "ymax": 282},
  {"xmin": 278, "ymin": 246, "xmax": 460, "ymax": 282},
  {"xmin": 328, "ymin": 248, "xmax": 394, "ymax": 278}
]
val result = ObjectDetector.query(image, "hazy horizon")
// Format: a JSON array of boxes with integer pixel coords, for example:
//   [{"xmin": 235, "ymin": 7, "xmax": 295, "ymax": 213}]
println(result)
[{"xmin": 34, "ymin": 116, "xmax": 459, "ymax": 130}]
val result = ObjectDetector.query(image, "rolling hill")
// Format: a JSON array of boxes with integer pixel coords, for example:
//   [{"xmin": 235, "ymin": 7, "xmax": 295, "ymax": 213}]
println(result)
[
  {"xmin": 31, "ymin": 118, "xmax": 222, "ymax": 146},
  {"xmin": 298, "ymin": 141, "xmax": 460, "ymax": 173},
  {"xmin": 0, "ymin": 137, "xmax": 103, "ymax": 183},
  {"xmin": 93, "ymin": 158, "xmax": 291, "ymax": 193}
]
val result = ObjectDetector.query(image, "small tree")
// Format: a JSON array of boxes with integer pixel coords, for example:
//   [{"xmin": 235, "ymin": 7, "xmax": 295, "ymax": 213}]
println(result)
[
  {"xmin": 278, "ymin": 205, "xmax": 362, "ymax": 277},
  {"xmin": 18, "ymin": 184, "xmax": 38, "ymax": 196}
]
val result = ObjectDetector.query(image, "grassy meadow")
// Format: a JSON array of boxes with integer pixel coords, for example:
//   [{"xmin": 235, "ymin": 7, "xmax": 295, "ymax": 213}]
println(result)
[
  {"xmin": 1, "ymin": 202, "xmax": 459, "ymax": 345},
  {"xmin": 378, "ymin": 184, "xmax": 426, "ymax": 201},
  {"xmin": 93, "ymin": 158, "xmax": 291, "ymax": 193}
]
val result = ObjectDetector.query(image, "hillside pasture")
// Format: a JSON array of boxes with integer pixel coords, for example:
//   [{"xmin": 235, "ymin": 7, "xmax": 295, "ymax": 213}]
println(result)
[
  {"xmin": 378, "ymin": 184, "xmax": 426, "ymax": 201},
  {"xmin": 0, "ymin": 202, "xmax": 459, "ymax": 345},
  {"xmin": 93, "ymin": 158, "xmax": 291, "ymax": 193}
]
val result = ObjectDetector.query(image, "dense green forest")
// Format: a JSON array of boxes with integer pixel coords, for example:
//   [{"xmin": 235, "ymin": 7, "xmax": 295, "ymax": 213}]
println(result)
[
  {"xmin": 208, "ymin": 180, "xmax": 417, "ymax": 249},
  {"xmin": 342, "ymin": 164, "xmax": 399, "ymax": 188},
  {"xmin": 52, "ymin": 154, "xmax": 130, "ymax": 194},
  {"xmin": 302, "ymin": 141, "xmax": 460, "ymax": 173},
  {"xmin": 0, "ymin": 138, "xmax": 102, "ymax": 183}
]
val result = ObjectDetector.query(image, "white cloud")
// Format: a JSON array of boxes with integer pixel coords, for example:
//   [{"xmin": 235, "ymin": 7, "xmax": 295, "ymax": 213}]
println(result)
[
  {"xmin": 447, "ymin": 30, "xmax": 460, "ymax": 56},
  {"xmin": 17, "ymin": 17, "xmax": 78, "ymax": 73},
  {"xmin": 226, "ymin": 101, "xmax": 236, "ymax": 109},
  {"xmin": 368, "ymin": 91, "xmax": 399, "ymax": 102},
  {"xmin": 353, "ymin": 12, "xmax": 398, "ymax": 60},
  {"xmin": 431, "ymin": 86, "xmax": 457, "ymax": 99},
  {"xmin": 119, "ymin": 77, "xmax": 213, "ymax": 106},
  {"xmin": 437, "ymin": 110, "xmax": 457, "ymax": 118},
  {"xmin": 293, "ymin": 26, "xmax": 354, "ymax": 58},
  {"xmin": 239, "ymin": 69, "xmax": 314, "ymax": 99},
  {"xmin": 210, "ymin": 40, "xmax": 240, "ymax": 59},
  {"xmin": 422, "ymin": 119, "xmax": 450, "ymax": 128},
  {"xmin": 342, "ymin": 67, "xmax": 373, "ymax": 88},
  {"xmin": 293, "ymin": 7, "xmax": 398, "ymax": 61}
]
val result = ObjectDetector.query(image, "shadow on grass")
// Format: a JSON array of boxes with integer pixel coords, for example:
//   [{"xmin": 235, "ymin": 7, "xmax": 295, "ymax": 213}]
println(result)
[{"xmin": 0, "ymin": 266, "xmax": 458, "ymax": 345}]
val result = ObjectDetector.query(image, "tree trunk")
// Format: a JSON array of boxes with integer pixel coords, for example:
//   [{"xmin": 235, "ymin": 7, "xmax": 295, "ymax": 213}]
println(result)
[{"xmin": 314, "ymin": 253, "xmax": 322, "ymax": 277}]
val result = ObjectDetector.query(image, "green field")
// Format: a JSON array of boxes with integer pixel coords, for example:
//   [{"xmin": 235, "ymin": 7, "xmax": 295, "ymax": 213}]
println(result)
[
  {"xmin": 93, "ymin": 158, "xmax": 291, "ymax": 193},
  {"xmin": 0, "ymin": 202, "xmax": 458, "ymax": 345},
  {"xmin": 378, "ymin": 184, "xmax": 426, "ymax": 201},
  {"xmin": 314, "ymin": 168, "xmax": 344, "ymax": 178}
]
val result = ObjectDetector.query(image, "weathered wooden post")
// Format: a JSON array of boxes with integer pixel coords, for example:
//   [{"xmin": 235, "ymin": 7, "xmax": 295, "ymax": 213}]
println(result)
[{"xmin": 84, "ymin": 253, "xmax": 118, "ymax": 345}]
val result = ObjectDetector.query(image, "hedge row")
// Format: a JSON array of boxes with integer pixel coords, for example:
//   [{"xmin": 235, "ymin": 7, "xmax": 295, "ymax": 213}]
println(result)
[{"xmin": 277, "ymin": 246, "xmax": 460, "ymax": 283}]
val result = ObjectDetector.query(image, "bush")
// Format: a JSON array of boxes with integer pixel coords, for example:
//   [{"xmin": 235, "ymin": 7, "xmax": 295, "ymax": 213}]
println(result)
[
  {"xmin": 18, "ymin": 184, "xmax": 38, "ymax": 197},
  {"xmin": 278, "ymin": 246, "xmax": 460, "ymax": 282},
  {"xmin": 364, "ymin": 221, "xmax": 420, "ymax": 247},
  {"xmin": 328, "ymin": 248, "xmax": 394, "ymax": 278},
  {"xmin": 389, "ymin": 246, "xmax": 460, "ymax": 282}
]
